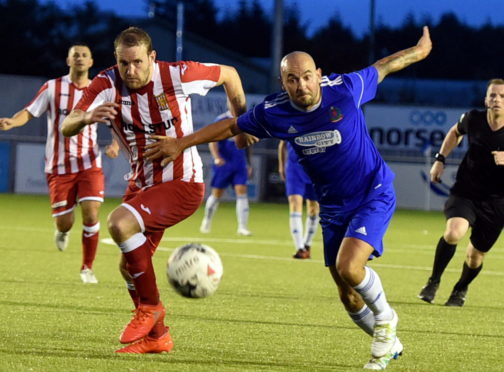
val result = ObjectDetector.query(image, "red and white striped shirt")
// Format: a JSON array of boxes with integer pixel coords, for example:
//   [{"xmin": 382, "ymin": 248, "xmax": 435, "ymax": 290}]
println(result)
[
  {"xmin": 26, "ymin": 74, "xmax": 102, "ymax": 175},
  {"xmin": 75, "ymin": 61, "xmax": 220, "ymax": 188}
]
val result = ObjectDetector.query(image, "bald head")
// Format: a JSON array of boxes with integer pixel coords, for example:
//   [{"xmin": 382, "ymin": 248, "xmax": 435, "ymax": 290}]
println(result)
[
  {"xmin": 280, "ymin": 51, "xmax": 316, "ymax": 74},
  {"xmin": 280, "ymin": 51, "xmax": 322, "ymax": 110}
]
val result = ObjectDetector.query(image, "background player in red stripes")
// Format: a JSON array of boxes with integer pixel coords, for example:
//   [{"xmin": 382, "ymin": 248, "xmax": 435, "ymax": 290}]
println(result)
[
  {"xmin": 61, "ymin": 27, "xmax": 248, "ymax": 354},
  {"xmin": 0, "ymin": 44, "xmax": 119, "ymax": 284}
]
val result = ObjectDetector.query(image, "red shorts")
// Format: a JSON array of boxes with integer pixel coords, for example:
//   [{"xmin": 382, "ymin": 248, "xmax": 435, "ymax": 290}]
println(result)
[
  {"xmin": 46, "ymin": 167, "xmax": 105, "ymax": 217},
  {"xmin": 121, "ymin": 180, "xmax": 204, "ymax": 233}
]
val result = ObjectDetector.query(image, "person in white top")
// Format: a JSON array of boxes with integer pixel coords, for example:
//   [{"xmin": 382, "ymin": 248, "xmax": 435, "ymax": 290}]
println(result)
[{"xmin": 0, "ymin": 44, "xmax": 119, "ymax": 284}]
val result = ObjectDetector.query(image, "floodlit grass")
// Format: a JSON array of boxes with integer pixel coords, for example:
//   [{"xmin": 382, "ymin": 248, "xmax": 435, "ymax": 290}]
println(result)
[{"xmin": 0, "ymin": 193, "xmax": 503, "ymax": 371}]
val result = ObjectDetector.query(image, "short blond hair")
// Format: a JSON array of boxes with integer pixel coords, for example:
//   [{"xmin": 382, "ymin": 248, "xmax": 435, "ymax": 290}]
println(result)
[
  {"xmin": 487, "ymin": 78, "xmax": 504, "ymax": 89},
  {"xmin": 114, "ymin": 27, "xmax": 152, "ymax": 53}
]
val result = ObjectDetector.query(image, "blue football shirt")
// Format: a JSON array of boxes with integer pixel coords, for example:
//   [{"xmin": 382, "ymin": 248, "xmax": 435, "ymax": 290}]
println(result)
[
  {"xmin": 237, "ymin": 66, "xmax": 394, "ymax": 210},
  {"xmin": 213, "ymin": 111, "xmax": 247, "ymax": 168}
]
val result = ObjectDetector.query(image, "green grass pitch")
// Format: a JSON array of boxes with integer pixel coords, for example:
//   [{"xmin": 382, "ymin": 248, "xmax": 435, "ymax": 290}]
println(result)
[{"xmin": 0, "ymin": 193, "xmax": 503, "ymax": 371}]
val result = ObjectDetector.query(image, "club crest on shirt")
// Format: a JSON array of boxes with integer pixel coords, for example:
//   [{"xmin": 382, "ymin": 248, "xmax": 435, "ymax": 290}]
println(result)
[
  {"xmin": 330, "ymin": 106, "xmax": 343, "ymax": 123},
  {"xmin": 155, "ymin": 93, "xmax": 170, "ymax": 111}
]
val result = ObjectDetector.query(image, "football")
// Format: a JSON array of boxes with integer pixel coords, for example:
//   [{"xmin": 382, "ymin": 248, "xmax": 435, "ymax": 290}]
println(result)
[{"xmin": 166, "ymin": 243, "xmax": 223, "ymax": 298}]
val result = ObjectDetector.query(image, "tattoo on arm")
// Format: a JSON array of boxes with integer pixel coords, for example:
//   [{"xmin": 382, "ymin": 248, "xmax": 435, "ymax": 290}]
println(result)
[{"xmin": 373, "ymin": 46, "xmax": 423, "ymax": 82}]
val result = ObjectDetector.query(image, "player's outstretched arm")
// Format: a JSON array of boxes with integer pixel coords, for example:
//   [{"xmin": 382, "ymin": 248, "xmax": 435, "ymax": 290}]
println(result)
[
  {"xmin": 145, "ymin": 117, "xmax": 241, "ymax": 167},
  {"xmin": 373, "ymin": 26, "xmax": 432, "ymax": 83},
  {"xmin": 62, "ymin": 103, "xmax": 119, "ymax": 137},
  {"xmin": 0, "ymin": 109, "xmax": 34, "ymax": 131}
]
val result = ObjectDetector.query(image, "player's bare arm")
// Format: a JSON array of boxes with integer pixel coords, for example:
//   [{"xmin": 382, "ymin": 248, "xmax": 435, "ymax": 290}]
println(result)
[
  {"xmin": 209, "ymin": 141, "xmax": 225, "ymax": 166},
  {"xmin": 278, "ymin": 140, "xmax": 287, "ymax": 181},
  {"xmin": 218, "ymin": 65, "xmax": 246, "ymax": 117},
  {"xmin": 491, "ymin": 151, "xmax": 504, "ymax": 166},
  {"xmin": 218, "ymin": 65, "xmax": 258, "ymax": 148},
  {"xmin": 0, "ymin": 109, "xmax": 34, "ymax": 131},
  {"xmin": 373, "ymin": 26, "xmax": 432, "ymax": 83},
  {"xmin": 105, "ymin": 137, "xmax": 120, "ymax": 159},
  {"xmin": 430, "ymin": 123, "xmax": 463, "ymax": 183},
  {"xmin": 144, "ymin": 117, "xmax": 241, "ymax": 167},
  {"xmin": 62, "ymin": 103, "xmax": 119, "ymax": 137}
]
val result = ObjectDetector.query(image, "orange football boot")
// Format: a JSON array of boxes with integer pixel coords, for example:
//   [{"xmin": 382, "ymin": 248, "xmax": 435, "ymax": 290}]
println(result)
[
  {"xmin": 119, "ymin": 302, "xmax": 165, "ymax": 344},
  {"xmin": 116, "ymin": 329, "xmax": 174, "ymax": 354}
]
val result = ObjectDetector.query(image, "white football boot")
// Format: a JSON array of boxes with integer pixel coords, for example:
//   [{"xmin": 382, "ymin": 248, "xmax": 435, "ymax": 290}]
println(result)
[
  {"xmin": 80, "ymin": 268, "xmax": 98, "ymax": 284},
  {"xmin": 55, "ymin": 231, "xmax": 69, "ymax": 251}
]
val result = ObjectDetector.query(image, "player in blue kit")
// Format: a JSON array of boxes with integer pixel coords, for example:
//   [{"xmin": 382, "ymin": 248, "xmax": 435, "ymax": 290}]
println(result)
[
  {"xmin": 144, "ymin": 26, "xmax": 432, "ymax": 370},
  {"xmin": 278, "ymin": 140, "xmax": 319, "ymax": 259},
  {"xmin": 200, "ymin": 111, "xmax": 253, "ymax": 236}
]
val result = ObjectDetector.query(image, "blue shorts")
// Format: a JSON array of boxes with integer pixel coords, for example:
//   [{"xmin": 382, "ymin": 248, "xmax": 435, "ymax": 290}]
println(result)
[
  {"xmin": 285, "ymin": 161, "xmax": 318, "ymax": 201},
  {"xmin": 211, "ymin": 163, "xmax": 247, "ymax": 189},
  {"xmin": 320, "ymin": 184, "xmax": 396, "ymax": 266}
]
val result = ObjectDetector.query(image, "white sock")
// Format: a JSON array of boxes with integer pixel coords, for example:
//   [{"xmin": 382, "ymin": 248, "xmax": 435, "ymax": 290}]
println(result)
[
  {"xmin": 118, "ymin": 232, "xmax": 146, "ymax": 253},
  {"xmin": 353, "ymin": 266, "xmax": 393, "ymax": 322},
  {"xmin": 348, "ymin": 304, "xmax": 375, "ymax": 336},
  {"xmin": 236, "ymin": 195, "xmax": 249, "ymax": 229},
  {"xmin": 289, "ymin": 212, "xmax": 304, "ymax": 249},
  {"xmin": 202, "ymin": 195, "xmax": 219, "ymax": 228},
  {"xmin": 303, "ymin": 214, "xmax": 319, "ymax": 248},
  {"xmin": 83, "ymin": 222, "xmax": 100, "ymax": 237}
]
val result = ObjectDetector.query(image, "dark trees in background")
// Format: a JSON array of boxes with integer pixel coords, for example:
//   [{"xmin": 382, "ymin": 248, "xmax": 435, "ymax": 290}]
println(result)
[{"xmin": 1, "ymin": 0, "xmax": 502, "ymax": 81}]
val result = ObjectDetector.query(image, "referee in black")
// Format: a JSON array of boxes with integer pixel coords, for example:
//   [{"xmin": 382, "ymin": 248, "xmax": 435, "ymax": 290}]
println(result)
[{"xmin": 418, "ymin": 78, "xmax": 504, "ymax": 306}]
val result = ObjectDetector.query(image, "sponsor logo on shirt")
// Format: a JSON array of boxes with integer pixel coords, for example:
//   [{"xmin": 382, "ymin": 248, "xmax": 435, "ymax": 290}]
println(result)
[
  {"xmin": 121, "ymin": 118, "xmax": 177, "ymax": 134},
  {"xmin": 295, "ymin": 130, "xmax": 342, "ymax": 155},
  {"xmin": 121, "ymin": 100, "xmax": 133, "ymax": 106},
  {"xmin": 330, "ymin": 106, "xmax": 343, "ymax": 123},
  {"xmin": 155, "ymin": 93, "xmax": 170, "ymax": 111}
]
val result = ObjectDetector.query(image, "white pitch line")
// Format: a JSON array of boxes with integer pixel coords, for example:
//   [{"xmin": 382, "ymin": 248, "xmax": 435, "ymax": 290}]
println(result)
[{"xmin": 100, "ymin": 238, "xmax": 504, "ymax": 276}]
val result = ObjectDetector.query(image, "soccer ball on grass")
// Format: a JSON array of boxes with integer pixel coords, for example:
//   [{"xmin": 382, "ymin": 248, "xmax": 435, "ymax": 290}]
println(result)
[{"xmin": 166, "ymin": 243, "xmax": 223, "ymax": 298}]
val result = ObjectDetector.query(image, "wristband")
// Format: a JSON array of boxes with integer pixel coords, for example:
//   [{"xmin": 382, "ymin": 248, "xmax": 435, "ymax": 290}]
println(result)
[{"xmin": 434, "ymin": 152, "xmax": 446, "ymax": 164}]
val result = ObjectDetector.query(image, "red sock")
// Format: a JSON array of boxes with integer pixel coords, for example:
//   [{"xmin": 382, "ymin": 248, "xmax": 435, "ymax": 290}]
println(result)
[
  {"xmin": 123, "ymin": 237, "xmax": 159, "ymax": 305},
  {"xmin": 126, "ymin": 281, "xmax": 140, "ymax": 309},
  {"xmin": 146, "ymin": 230, "xmax": 164, "ymax": 248},
  {"xmin": 149, "ymin": 323, "xmax": 168, "ymax": 338},
  {"xmin": 82, "ymin": 223, "xmax": 100, "ymax": 270}
]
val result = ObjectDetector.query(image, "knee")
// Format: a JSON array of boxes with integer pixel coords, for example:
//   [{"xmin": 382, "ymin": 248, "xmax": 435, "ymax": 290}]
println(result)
[
  {"xmin": 82, "ymin": 211, "xmax": 99, "ymax": 226},
  {"xmin": 107, "ymin": 210, "xmax": 133, "ymax": 242},
  {"xmin": 335, "ymin": 260, "xmax": 361, "ymax": 286},
  {"xmin": 444, "ymin": 227, "xmax": 466, "ymax": 244}
]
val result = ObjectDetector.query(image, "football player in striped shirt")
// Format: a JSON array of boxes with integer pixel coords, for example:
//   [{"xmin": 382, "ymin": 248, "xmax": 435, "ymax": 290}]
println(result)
[
  {"xmin": 0, "ymin": 44, "xmax": 119, "ymax": 284},
  {"xmin": 62, "ymin": 27, "xmax": 248, "ymax": 354},
  {"xmin": 144, "ymin": 27, "xmax": 432, "ymax": 370}
]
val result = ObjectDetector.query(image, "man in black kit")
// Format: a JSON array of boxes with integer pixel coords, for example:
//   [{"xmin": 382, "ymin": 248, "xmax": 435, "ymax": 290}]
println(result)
[{"xmin": 418, "ymin": 78, "xmax": 504, "ymax": 307}]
